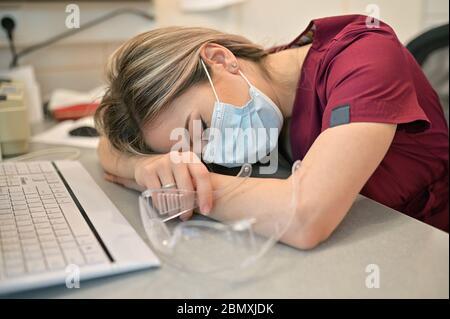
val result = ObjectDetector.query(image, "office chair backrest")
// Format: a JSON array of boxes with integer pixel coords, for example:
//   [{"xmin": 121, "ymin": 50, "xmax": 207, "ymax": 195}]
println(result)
[{"xmin": 407, "ymin": 24, "xmax": 449, "ymax": 126}]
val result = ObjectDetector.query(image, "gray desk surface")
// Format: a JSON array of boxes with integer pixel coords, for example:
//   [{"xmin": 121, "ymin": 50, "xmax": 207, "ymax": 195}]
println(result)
[{"xmin": 6, "ymin": 122, "xmax": 449, "ymax": 299}]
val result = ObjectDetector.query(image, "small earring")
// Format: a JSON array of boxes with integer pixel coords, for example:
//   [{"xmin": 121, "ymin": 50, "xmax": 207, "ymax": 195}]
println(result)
[{"xmin": 232, "ymin": 62, "xmax": 237, "ymax": 69}]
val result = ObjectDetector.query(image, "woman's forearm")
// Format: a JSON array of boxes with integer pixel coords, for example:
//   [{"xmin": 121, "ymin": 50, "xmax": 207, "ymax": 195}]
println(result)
[
  {"xmin": 97, "ymin": 136, "xmax": 160, "ymax": 179},
  {"xmin": 208, "ymin": 173, "xmax": 310, "ymax": 248}
]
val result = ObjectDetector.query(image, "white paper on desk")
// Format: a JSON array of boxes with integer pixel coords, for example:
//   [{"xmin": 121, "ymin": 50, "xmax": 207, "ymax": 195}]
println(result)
[
  {"xmin": 0, "ymin": 65, "xmax": 43, "ymax": 123},
  {"xmin": 32, "ymin": 116, "xmax": 99, "ymax": 149},
  {"xmin": 48, "ymin": 86, "xmax": 106, "ymax": 111}
]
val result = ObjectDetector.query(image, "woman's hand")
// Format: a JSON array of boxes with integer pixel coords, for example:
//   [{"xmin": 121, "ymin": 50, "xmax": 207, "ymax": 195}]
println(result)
[{"xmin": 133, "ymin": 151, "xmax": 213, "ymax": 220}]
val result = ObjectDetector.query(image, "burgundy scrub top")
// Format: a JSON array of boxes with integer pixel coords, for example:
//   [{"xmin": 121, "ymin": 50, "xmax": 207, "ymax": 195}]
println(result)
[{"xmin": 273, "ymin": 15, "xmax": 449, "ymax": 232}]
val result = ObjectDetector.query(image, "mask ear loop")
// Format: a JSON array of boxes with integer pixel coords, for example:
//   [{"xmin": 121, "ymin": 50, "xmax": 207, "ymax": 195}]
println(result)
[
  {"xmin": 200, "ymin": 59, "xmax": 253, "ymax": 99},
  {"xmin": 238, "ymin": 69, "xmax": 252, "ymax": 88},
  {"xmin": 200, "ymin": 59, "xmax": 220, "ymax": 103}
]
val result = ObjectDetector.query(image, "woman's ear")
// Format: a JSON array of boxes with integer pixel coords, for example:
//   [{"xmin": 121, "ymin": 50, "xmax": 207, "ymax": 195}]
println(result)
[{"xmin": 200, "ymin": 43, "xmax": 239, "ymax": 75}]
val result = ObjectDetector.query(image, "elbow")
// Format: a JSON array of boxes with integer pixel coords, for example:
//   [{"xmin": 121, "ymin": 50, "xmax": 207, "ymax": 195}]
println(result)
[
  {"xmin": 288, "ymin": 202, "xmax": 336, "ymax": 250},
  {"xmin": 292, "ymin": 223, "xmax": 330, "ymax": 250}
]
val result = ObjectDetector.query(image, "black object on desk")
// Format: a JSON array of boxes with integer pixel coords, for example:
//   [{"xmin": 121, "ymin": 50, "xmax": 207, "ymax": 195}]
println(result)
[{"xmin": 69, "ymin": 126, "xmax": 99, "ymax": 137}]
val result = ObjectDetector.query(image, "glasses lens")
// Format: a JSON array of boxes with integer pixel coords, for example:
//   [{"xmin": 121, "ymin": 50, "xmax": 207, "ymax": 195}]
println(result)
[{"xmin": 168, "ymin": 221, "xmax": 265, "ymax": 273}]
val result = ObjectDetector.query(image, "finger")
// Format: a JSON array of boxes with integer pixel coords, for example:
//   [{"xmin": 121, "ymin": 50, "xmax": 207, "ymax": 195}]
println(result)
[
  {"xmin": 104, "ymin": 173, "xmax": 145, "ymax": 191},
  {"xmin": 157, "ymin": 163, "xmax": 176, "ymax": 189},
  {"xmin": 171, "ymin": 162, "xmax": 195, "ymax": 221},
  {"xmin": 187, "ymin": 161, "xmax": 213, "ymax": 215},
  {"xmin": 120, "ymin": 178, "xmax": 146, "ymax": 191},
  {"xmin": 104, "ymin": 173, "xmax": 116, "ymax": 183},
  {"xmin": 141, "ymin": 171, "xmax": 161, "ymax": 190},
  {"xmin": 138, "ymin": 170, "xmax": 162, "ymax": 213}
]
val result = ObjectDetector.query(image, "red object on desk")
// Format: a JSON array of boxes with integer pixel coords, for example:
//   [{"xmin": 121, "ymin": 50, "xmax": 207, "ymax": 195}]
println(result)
[{"xmin": 52, "ymin": 103, "xmax": 99, "ymax": 121}]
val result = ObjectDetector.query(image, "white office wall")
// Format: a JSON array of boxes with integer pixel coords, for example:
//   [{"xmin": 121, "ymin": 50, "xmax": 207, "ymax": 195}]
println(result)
[
  {"xmin": 0, "ymin": 1, "xmax": 154, "ymax": 99},
  {"xmin": 155, "ymin": 0, "xmax": 448, "ymax": 44},
  {"xmin": 0, "ymin": 0, "xmax": 448, "ymax": 100}
]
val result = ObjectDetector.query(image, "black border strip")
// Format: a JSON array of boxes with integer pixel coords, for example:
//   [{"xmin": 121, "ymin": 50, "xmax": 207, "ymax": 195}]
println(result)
[{"xmin": 52, "ymin": 162, "xmax": 114, "ymax": 262}]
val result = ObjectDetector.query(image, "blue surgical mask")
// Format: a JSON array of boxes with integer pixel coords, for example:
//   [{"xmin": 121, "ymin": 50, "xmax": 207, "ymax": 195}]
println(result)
[{"xmin": 200, "ymin": 59, "xmax": 283, "ymax": 167}]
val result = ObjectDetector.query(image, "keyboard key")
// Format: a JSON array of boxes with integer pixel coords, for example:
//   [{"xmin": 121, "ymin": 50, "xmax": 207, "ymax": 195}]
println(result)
[
  {"xmin": 14, "ymin": 209, "xmax": 30, "ymax": 216},
  {"xmin": 28, "ymin": 164, "xmax": 42, "ymax": 174},
  {"xmin": 10, "ymin": 195, "xmax": 26, "ymax": 201},
  {"xmin": 33, "ymin": 217, "xmax": 49, "ymax": 224},
  {"xmin": 51, "ymin": 187, "xmax": 66, "ymax": 194},
  {"xmin": 4, "ymin": 251, "xmax": 23, "ymax": 261},
  {"xmin": 20, "ymin": 237, "xmax": 39, "ymax": 246},
  {"xmin": 43, "ymin": 246, "xmax": 61, "ymax": 256},
  {"xmin": 50, "ymin": 218, "xmax": 67, "ymax": 225},
  {"xmin": 38, "ymin": 188, "xmax": 52, "ymax": 196},
  {"xmin": 26, "ymin": 259, "xmax": 47, "ymax": 273},
  {"xmin": 0, "ymin": 214, "xmax": 14, "ymax": 220},
  {"xmin": 42, "ymin": 199, "xmax": 57, "ymax": 205},
  {"xmin": 44, "ymin": 203, "xmax": 59, "ymax": 209},
  {"xmin": 60, "ymin": 241, "xmax": 78, "ymax": 249},
  {"xmin": 40, "ymin": 163, "xmax": 55, "ymax": 173},
  {"xmin": 55, "ymin": 229, "xmax": 72, "ymax": 237},
  {"xmin": 76, "ymin": 235, "xmax": 96, "ymax": 245},
  {"xmin": 80, "ymin": 244, "xmax": 99, "ymax": 255},
  {"xmin": 48, "ymin": 212, "xmax": 64, "ymax": 220},
  {"xmin": 17, "ymin": 225, "xmax": 35, "ymax": 233},
  {"xmin": 2, "ymin": 243, "xmax": 21, "ymax": 252},
  {"xmin": 8, "ymin": 186, "xmax": 22, "ymax": 193},
  {"xmin": 84, "ymin": 253, "xmax": 107, "ymax": 265},
  {"xmin": 26, "ymin": 198, "xmax": 42, "ymax": 204},
  {"xmin": 15, "ymin": 214, "xmax": 31, "ymax": 221},
  {"xmin": 23, "ymin": 186, "xmax": 37, "ymax": 194},
  {"xmin": 29, "ymin": 202, "xmax": 44, "ymax": 208},
  {"xmin": 57, "ymin": 235, "xmax": 74, "ymax": 243},
  {"xmin": 53, "ymin": 223, "xmax": 69, "ymax": 231},
  {"xmin": 46, "ymin": 255, "xmax": 66, "ymax": 270},
  {"xmin": 31, "ymin": 175, "xmax": 45, "ymax": 182},
  {"xmin": 40, "ymin": 238, "xmax": 58, "ymax": 247},
  {"xmin": 57, "ymin": 198, "xmax": 72, "ymax": 204},
  {"xmin": 47, "ymin": 208, "xmax": 62, "ymax": 214},
  {"xmin": 11, "ymin": 200, "xmax": 26, "ymax": 206},
  {"xmin": 31, "ymin": 212, "xmax": 47, "ymax": 219},
  {"xmin": 34, "ymin": 222, "xmax": 51, "ymax": 230},
  {"xmin": 36, "ymin": 228, "xmax": 53, "ymax": 235},
  {"xmin": 30, "ymin": 208, "xmax": 46, "ymax": 214},
  {"xmin": 0, "ymin": 218, "xmax": 15, "ymax": 226},
  {"xmin": 63, "ymin": 248, "xmax": 85, "ymax": 266},
  {"xmin": 0, "ymin": 224, "xmax": 16, "ymax": 232},
  {"xmin": 6, "ymin": 265, "xmax": 26, "ymax": 277},
  {"xmin": 16, "ymin": 219, "xmax": 33, "ymax": 226},
  {"xmin": 12, "ymin": 204, "xmax": 27, "ymax": 211},
  {"xmin": 19, "ymin": 232, "xmax": 37, "ymax": 240},
  {"xmin": 1, "ymin": 230, "xmax": 19, "ymax": 238},
  {"xmin": 1, "ymin": 237, "xmax": 19, "ymax": 245}
]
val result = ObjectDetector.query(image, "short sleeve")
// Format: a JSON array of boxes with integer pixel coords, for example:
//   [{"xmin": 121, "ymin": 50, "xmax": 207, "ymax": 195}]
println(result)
[{"xmin": 321, "ymin": 32, "xmax": 431, "ymax": 133}]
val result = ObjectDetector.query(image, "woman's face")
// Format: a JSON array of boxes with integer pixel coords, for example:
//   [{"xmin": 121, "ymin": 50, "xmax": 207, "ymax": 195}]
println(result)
[{"xmin": 142, "ymin": 46, "xmax": 278, "ymax": 154}]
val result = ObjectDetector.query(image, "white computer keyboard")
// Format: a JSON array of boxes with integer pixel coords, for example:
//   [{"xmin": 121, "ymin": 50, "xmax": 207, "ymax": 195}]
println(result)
[{"xmin": 0, "ymin": 162, "xmax": 108, "ymax": 279}]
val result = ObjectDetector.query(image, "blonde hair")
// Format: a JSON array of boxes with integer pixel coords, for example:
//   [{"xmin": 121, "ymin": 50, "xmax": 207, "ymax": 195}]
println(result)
[{"xmin": 95, "ymin": 26, "xmax": 268, "ymax": 155}]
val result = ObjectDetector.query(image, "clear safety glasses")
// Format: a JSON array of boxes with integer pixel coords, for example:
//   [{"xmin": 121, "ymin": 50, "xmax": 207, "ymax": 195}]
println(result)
[{"xmin": 139, "ymin": 162, "xmax": 300, "ymax": 274}]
